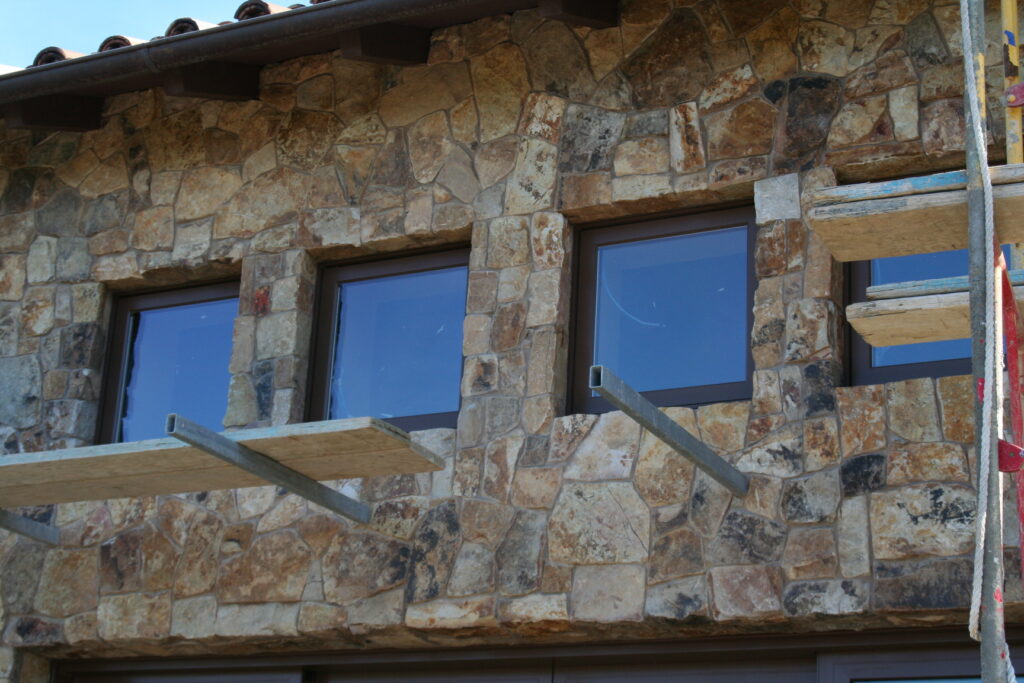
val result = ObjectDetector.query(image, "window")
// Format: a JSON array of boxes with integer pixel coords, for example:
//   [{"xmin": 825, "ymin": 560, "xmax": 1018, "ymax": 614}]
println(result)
[
  {"xmin": 309, "ymin": 250, "xmax": 468, "ymax": 431},
  {"xmin": 849, "ymin": 246, "xmax": 1010, "ymax": 384},
  {"xmin": 572, "ymin": 208, "xmax": 755, "ymax": 414},
  {"xmin": 99, "ymin": 282, "xmax": 239, "ymax": 443}
]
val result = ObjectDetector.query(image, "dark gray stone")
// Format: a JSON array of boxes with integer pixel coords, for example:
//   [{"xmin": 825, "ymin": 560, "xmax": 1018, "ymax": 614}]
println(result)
[
  {"xmin": 0, "ymin": 303, "xmax": 18, "ymax": 357},
  {"xmin": 406, "ymin": 501, "xmax": 460, "ymax": 604},
  {"xmin": 0, "ymin": 356, "xmax": 41, "ymax": 429},
  {"xmin": 36, "ymin": 189, "xmax": 82, "ymax": 237},
  {"xmin": 777, "ymin": 76, "xmax": 842, "ymax": 164},
  {"xmin": 1, "ymin": 543, "xmax": 46, "ymax": 612},
  {"xmin": 645, "ymin": 575, "xmax": 707, "ymax": 621},
  {"xmin": 905, "ymin": 13, "xmax": 949, "ymax": 70},
  {"xmin": 522, "ymin": 21, "xmax": 596, "ymax": 101},
  {"xmin": 56, "ymin": 236, "xmax": 91, "ymax": 281},
  {"xmin": 707, "ymin": 510, "xmax": 787, "ymax": 564},
  {"xmin": 484, "ymin": 396, "xmax": 521, "ymax": 439},
  {"xmin": 874, "ymin": 558, "xmax": 972, "ymax": 610},
  {"xmin": 27, "ymin": 132, "xmax": 78, "ymax": 168},
  {"xmin": 60, "ymin": 323, "xmax": 103, "ymax": 369},
  {"xmin": 649, "ymin": 527, "xmax": 703, "ymax": 583},
  {"xmin": 1, "ymin": 169, "xmax": 38, "ymax": 215},
  {"xmin": 782, "ymin": 579, "xmax": 869, "ymax": 616},
  {"xmin": 44, "ymin": 399, "xmax": 97, "ymax": 440},
  {"xmin": 625, "ymin": 110, "xmax": 669, "ymax": 138},
  {"xmin": 804, "ymin": 360, "xmax": 841, "ymax": 417},
  {"xmin": 841, "ymin": 454, "xmax": 887, "ymax": 497},
  {"xmin": 83, "ymin": 192, "xmax": 127, "ymax": 236},
  {"xmin": 781, "ymin": 468, "xmax": 840, "ymax": 523},
  {"xmin": 519, "ymin": 434, "xmax": 549, "ymax": 467},
  {"xmin": 369, "ymin": 130, "xmax": 414, "ymax": 189},
  {"xmin": 621, "ymin": 9, "xmax": 712, "ymax": 107},
  {"xmin": 558, "ymin": 105, "xmax": 626, "ymax": 173},
  {"xmin": 496, "ymin": 509, "xmax": 545, "ymax": 596},
  {"xmin": 4, "ymin": 616, "xmax": 62, "ymax": 646}
]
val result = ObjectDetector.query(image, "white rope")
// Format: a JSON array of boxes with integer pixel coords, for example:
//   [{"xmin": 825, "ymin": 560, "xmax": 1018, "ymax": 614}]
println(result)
[{"xmin": 960, "ymin": 2, "xmax": 1016, "ymax": 679}]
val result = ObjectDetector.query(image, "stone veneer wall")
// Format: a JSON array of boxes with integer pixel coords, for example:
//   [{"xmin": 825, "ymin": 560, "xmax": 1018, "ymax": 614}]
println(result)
[{"xmin": 0, "ymin": 0, "xmax": 1019, "ymax": 680}]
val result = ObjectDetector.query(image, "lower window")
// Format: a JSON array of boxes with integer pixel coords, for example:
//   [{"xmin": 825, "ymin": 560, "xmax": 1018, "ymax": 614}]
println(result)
[
  {"xmin": 99, "ymin": 282, "xmax": 239, "ymax": 443},
  {"xmin": 309, "ymin": 249, "xmax": 468, "ymax": 431},
  {"xmin": 571, "ymin": 207, "xmax": 755, "ymax": 414}
]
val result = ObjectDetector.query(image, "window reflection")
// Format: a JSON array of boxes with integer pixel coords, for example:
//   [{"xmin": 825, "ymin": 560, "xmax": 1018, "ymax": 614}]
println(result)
[
  {"xmin": 120, "ymin": 297, "xmax": 237, "ymax": 442},
  {"xmin": 329, "ymin": 265, "xmax": 467, "ymax": 422},
  {"xmin": 593, "ymin": 226, "xmax": 748, "ymax": 394}
]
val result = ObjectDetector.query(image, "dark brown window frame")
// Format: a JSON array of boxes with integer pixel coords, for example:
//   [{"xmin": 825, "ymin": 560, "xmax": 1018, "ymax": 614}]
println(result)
[
  {"xmin": 308, "ymin": 248, "xmax": 470, "ymax": 432},
  {"xmin": 98, "ymin": 280, "xmax": 240, "ymax": 445},
  {"xmin": 848, "ymin": 260, "xmax": 970, "ymax": 385},
  {"xmin": 570, "ymin": 206, "xmax": 757, "ymax": 415}
]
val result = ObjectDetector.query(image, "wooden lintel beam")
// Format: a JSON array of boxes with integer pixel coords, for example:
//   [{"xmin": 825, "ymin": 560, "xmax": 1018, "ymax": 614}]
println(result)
[
  {"xmin": 5, "ymin": 95, "xmax": 104, "ymax": 132},
  {"xmin": 339, "ymin": 23, "xmax": 431, "ymax": 65},
  {"xmin": 165, "ymin": 62, "xmax": 261, "ymax": 101},
  {"xmin": 539, "ymin": 0, "xmax": 618, "ymax": 28}
]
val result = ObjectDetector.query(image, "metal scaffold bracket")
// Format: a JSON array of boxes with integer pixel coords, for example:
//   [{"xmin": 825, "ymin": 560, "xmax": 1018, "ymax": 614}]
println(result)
[
  {"xmin": 166, "ymin": 413, "xmax": 371, "ymax": 524},
  {"xmin": 0, "ymin": 508, "xmax": 59, "ymax": 545},
  {"xmin": 588, "ymin": 365, "xmax": 750, "ymax": 497}
]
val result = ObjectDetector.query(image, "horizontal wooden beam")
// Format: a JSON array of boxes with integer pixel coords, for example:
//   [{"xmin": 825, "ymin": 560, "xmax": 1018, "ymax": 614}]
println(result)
[
  {"xmin": 165, "ymin": 62, "xmax": 261, "ymax": 101},
  {"xmin": 167, "ymin": 414, "xmax": 370, "ymax": 524},
  {"xmin": 849, "ymin": 286, "xmax": 1024, "ymax": 347},
  {"xmin": 0, "ymin": 417, "xmax": 443, "ymax": 508},
  {"xmin": 868, "ymin": 270, "xmax": 1024, "ymax": 299},
  {"xmin": 807, "ymin": 171, "xmax": 1024, "ymax": 261},
  {"xmin": 339, "ymin": 23, "xmax": 431, "ymax": 65},
  {"xmin": 809, "ymin": 164, "xmax": 1024, "ymax": 206},
  {"xmin": 539, "ymin": 0, "xmax": 618, "ymax": 27},
  {"xmin": 5, "ymin": 95, "xmax": 103, "ymax": 132}
]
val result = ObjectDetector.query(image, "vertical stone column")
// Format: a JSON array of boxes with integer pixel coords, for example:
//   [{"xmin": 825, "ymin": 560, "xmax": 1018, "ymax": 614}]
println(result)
[{"xmin": 224, "ymin": 249, "xmax": 315, "ymax": 429}]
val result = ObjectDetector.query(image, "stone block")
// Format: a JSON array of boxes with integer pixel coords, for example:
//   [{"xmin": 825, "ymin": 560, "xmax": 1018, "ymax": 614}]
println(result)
[
  {"xmin": 754, "ymin": 173, "xmax": 801, "ymax": 224},
  {"xmin": 782, "ymin": 579, "xmax": 869, "ymax": 617},
  {"xmin": 708, "ymin": 565, "xmax": 782, "ymax": 619},
  {"xmin": 571, "ymin": 565, "xmax": 645, "ymax": 622},
  {"xmin": 549, "ymin": 482, "xmax": 649, "ymax": 564},
  {"xmin": 871, "ymin": 485, "xmax": 976, "ymax": 560}
]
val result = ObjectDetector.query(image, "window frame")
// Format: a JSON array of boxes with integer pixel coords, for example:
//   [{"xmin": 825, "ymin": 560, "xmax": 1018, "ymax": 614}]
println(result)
[
  {"xmin": 308, "ymin": 248, "xmax": 470, "ymax": 432},
  {"xmin": 848, "ymin": 260, "xmax": 971, "ymax": 385},
  {"xmin": 570, "ymin": 206, "xmax": 757, "ymax": 415},
  {"xmin": 98, "ymin": 280, "xmax": 240, "ymax": 445}
]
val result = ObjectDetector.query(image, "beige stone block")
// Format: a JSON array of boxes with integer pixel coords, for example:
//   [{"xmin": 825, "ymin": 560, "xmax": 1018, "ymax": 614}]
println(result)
[
  {"xmin": 214, "ymin": 603, "xmax": 299, "ymax": 637},
  {"xmin": 471, "ymin": 43, "xmax": 530, "ymax": 142},
  {"xmin": 708, "ymin": 565, "xmax": 782, "ymax": 619},
  {"xmin": 510, "ymin": 466, "xmax": 561, "ymax": 509},
  {"xmin": 836, "ymin": 385, "xmax": 886, "ymax": 457},
  {"xmin": 175, "ymin": 167, "xmax": 243, "ymax": 221},
  {"xmin": 886, "ymin": 378, "xmax": 941, "ymax": 443},
  {"xmin": 497, "ymin": 264, "xmax": 530, "ymax": 303},
  {"xmin": 564, "ymin": 411, "xmax": 640, "ymax": 481},
  {"xmin": 504, "ymin": 138, "xmax": 557, "ymax": 214},
  {"xmin": 549, "ymin": 482, "xmax": 649, "ymax": 563},
  {"xmin": 170, "ymin": 595, "xmax": 217, "ymax": 639},
  {"xmin": 872, "ymin": 485, "xmax": 976, "ymax": 560},
  {"xmin": 405, "ymin": 597, "xmax": 496, "ymax": 629},
  {"xmin": 26, "ymin": 236, "xmax": 57, "ymax": 284},
  {"xmin": 614, "ymin": 137, "xmax": 670, "ymax": 176},
  {"xmin": 571, "ymin": 565, "xmax": 645, "ymax": 622},
  {"xmin": 0, "ymin": 254, "xmax": 26, "ymax": 301},
  {"xmin": 526, "ymin": 269, "xmax": 560, "ymax": 327},
  {"xmin": 97, "ymin": 593, "xmax": 171, "ymax": 641}
]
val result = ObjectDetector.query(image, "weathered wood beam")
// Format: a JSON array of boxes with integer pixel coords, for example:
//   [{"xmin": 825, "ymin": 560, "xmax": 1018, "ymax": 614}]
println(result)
[
  {"xmin": 0, "ymin": 417, "xmax": 443, "ymax": 508},
  {"xmin": 167, "ymin": 414, "xmax": 371, "ymax": 524},
  {"xmin": 165, "ymin": 62, "xmax": 261, "ymax": 101},
  {"xmin": 539, "ymin": 0, "xmax": 618, "ymax": 28},
  {"xmin": 5, "ymin": 95, "xmax": 103, "ymax": 132},
  {"xmin": 848, "ymin": 286, "xmax": 1024, "ymax": 347},
  {"xmin": 867, "ymin": 270, "xmax": 1024, "ymax": 299},
  {"xmin": 339, "ymin": 23, "xmax": 431, "ymax": 65},
  {"xmin": 807, "ymin": 180, "xmax": 1024, "ymax": 262}
]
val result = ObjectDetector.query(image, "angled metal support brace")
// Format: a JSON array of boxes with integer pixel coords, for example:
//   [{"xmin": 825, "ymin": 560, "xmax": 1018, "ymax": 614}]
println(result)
[
  {"xmin": 589, "ymin": 365, "xmax": 750, "ymax": 497},
  {"xmin": 0, "ymin": 508, "xmax": 59, "ymax": 545},
  {"xmin": 166, "ymin": 414, "xmax": 371, "ymax": 524}
]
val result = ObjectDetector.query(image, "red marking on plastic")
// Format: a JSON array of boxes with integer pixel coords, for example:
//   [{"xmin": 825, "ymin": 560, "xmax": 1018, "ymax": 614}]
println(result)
[{"xmin": 1006, "ymin": 82, "xmax": 1024, "ymax": 106}]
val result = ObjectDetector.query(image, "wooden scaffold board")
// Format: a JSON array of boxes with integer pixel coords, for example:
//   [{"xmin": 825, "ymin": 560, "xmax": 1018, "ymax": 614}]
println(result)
[
  {"xmin": 806, "ymin": 164, "xmax": 1024, "ymax": 262},
  {"xmin": 0, "ymin": 418, "xmax": 443, "ymax": 508}
]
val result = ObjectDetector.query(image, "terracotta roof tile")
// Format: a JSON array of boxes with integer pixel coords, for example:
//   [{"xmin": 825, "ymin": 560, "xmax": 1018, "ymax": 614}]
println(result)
[
  {"xmin": 234, "ymin": 1, "xmax": 292, "ymax": 21},
  {"xmin": 32, "ymin": 47, "xmax": 86, "ymax": 67},
  {"xmin": 165, "ymin": 18, "xmax": 221, "ymax": 36},
  {"xmin": 98, "ymin": 35, "xmax": 147, "ymax": 52}
]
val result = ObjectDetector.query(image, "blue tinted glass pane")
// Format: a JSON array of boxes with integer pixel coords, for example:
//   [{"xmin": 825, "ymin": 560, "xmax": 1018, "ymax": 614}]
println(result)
[
  {"xmin": 120, "ymin": 297, "xmax": 237, "ymax": 442},
  {"xmin": 593, "ymin": 226, "xmax": 747, "ymax": 393},
  {"xmin": 869, "ymin": 247, "xmax": 1010, "ymax": 367},
  {"xmin": 330, "ymin": 266, "xmax": 467, "ymax": 420}
]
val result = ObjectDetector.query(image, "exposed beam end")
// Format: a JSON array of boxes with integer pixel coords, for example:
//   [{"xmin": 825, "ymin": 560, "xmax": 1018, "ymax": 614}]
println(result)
[
  {"xmin": 5, "ymin": 95, "xmax": 104, "ymax": 132},
  {"xmin": 165, "ymin": 62, "xmax": 261, "ymax": 101},
  {"xmin": 539, "ymin": 0, "xmax": 619, "ymax": 28},
  {"xmin": 340, "ymin": 23, "xmax": 431, "ymax": 65}
]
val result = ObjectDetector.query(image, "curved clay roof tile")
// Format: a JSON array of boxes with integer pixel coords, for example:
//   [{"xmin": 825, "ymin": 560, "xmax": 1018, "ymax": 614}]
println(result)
[
  {"xmin": 32, "ymin": 47, "xmax": 86, "ymax": 67},
  {"xmin": 234, "ymin": 0, "xmax": 291, "ymax": 20},
  {"xmin": 99, "ymin": 35, "xmax": 146, "ymax": 51},
  {"xmin": 165, "ymin": 18, "xmax": 219, "ymax": 36}
]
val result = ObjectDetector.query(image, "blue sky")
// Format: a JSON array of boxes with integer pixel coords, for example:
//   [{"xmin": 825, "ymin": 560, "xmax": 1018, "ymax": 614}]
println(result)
[{"xmin": 1, "ymin": 1, "xmax": 253, "ymax": 68}]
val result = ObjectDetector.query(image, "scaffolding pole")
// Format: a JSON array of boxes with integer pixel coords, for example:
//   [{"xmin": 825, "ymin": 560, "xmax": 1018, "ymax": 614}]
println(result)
[{"xmin": 965, "ymin": 0, "xmax": 1009, "ymax": 679}]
